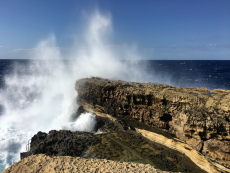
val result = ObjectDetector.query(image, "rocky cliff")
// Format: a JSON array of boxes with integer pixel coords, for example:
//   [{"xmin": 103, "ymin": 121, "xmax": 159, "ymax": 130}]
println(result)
[{"xmin": 75, "ymin": 77, "xmax": 230, "ymax": 171}]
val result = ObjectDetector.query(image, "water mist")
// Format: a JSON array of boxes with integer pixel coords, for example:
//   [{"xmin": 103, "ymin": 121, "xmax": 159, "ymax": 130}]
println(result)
[{"xmin": 0, "ymin": 10, "xmax": 150, "ymax": 171}]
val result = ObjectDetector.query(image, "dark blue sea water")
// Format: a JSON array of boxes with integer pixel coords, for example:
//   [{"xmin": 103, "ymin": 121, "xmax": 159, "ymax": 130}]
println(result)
[
  {"xmin": 126, "ymin": 60, "xmax": 230, "ymax": 90},
  {"xmin": 1, "ymin": 60, "xmax": 230, "ymax": 90}
]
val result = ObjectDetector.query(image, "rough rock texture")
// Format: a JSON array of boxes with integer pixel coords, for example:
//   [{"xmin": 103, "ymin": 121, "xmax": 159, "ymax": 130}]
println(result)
[
  {"xmin": 19, "ymin": 116, "xmax": 208, "ymax": 172},
  {"xmin": 3, "ymin": 154, "xmax": 171, "ymax": 173},
  {"xmin": 21, "ymin": 130, "xmax": 100, "ymax": 160},
  {"xmin": 75, "ymin": 77, "xmax": 230, "ymax": 167}
]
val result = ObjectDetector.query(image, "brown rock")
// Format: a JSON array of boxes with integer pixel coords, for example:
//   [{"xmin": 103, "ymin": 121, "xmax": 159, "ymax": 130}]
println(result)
[
  {"xmin": 3, "ymin": 154, "xmax": 169, "ymax": 173},
  {"xmin": 75, "ymin": 77, "xmax": 230, "ymax": 167}
]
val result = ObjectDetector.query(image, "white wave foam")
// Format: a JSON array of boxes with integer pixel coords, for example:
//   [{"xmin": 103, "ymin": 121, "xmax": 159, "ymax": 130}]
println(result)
[
  {"xmin": 0, "ymin": 9, "xmax": 148, "ymax": 171},
  {"xmin": 61, "ymin": 112, "xmax": 96, "ymax": 132}
]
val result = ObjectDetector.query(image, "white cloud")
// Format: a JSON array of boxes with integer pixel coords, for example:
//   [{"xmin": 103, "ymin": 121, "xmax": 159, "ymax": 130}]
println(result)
[{"xmin": 206, "ymin": 44, "xmax": 217, "ymax": 47}]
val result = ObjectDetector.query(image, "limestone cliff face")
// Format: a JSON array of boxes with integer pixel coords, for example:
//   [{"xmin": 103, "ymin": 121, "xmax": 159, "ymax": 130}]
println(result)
[{"xmin": 75, "ymin": 77, "xmax": 230, "ymax": 167}]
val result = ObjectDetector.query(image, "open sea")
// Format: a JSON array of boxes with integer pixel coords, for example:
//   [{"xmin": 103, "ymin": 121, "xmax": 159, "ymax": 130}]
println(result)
[
  {"xmin": 1, "ymin": 60, "xmax": 230, "ymax": 91},
  {"xmin": 139, "ymin": 60, "xmax": 230, "ymax": 90},
  {"xmin": 0, "ymin": 59, "xmax": 230, "ymax": 172}
]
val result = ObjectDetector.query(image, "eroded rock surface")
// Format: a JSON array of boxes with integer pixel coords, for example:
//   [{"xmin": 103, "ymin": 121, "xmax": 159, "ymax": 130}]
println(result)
[
  {"xmin": 21, "ymin": 130, "xmax": 100, "ymax": 160},
  {"xmin": 3, "ymin": 154, "xmax": 170, "ymax": 173},
  {"xmin": 75, "ymin": 77, "xmax": 230, "ymax": 167}
]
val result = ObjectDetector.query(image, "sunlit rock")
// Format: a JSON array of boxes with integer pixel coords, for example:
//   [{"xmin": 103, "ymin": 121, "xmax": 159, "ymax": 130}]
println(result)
[{"xmin": 75, "ymin": 77, "xmax": 230, "ymax": 172}]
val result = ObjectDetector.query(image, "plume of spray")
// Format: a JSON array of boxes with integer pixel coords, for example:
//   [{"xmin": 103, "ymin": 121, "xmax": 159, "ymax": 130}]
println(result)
[{"xmin": 0, "ymin": 10, "xmax": 150, "ymax": 171}]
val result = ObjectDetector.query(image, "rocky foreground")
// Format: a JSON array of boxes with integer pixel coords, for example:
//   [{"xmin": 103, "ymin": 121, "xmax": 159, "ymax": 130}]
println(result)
[
  {"xmin": 3, "ymin": 154, "xmax": 171, "ymax": 173},
  {"xmin": 75, "ymin": 77, "xmax": 230, "ymax": 172},
  {"xmin": 19, "ymin": 126, "xmax": 210, "ymax": 172}
]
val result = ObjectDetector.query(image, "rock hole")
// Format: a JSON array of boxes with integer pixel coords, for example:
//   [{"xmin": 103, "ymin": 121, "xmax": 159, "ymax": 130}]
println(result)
[
  {"xmin": 165, "ymin": 123, "xmax": 170, "ymax": 130},
  {"xmin": 162, "ymin": 98, "xmax": 167, "ymax": 106},
  {"xmin": 94, "ymin": 118, "xmax": 105, "ymax": 132},
  {"xmin": 147, "ymin": 95, "xmax": 152, "ymax": 106},
  {"xmin": 127, "ymin": 95, "xmax": 131, "ymax": 104},
  {"xmin": 199, "ymin": 132, "xmax": 207, "ymax": 141},
  {"xmin": 225, "ymin": 117, "xmax": 230, "ymax": 122},
  {"xmin": 124, "ymin": 104, "xmax": 129, "ymax": 109},
  {"xmin": 160, "ymin": 114, "xmax": 172, "ymax": 122}
]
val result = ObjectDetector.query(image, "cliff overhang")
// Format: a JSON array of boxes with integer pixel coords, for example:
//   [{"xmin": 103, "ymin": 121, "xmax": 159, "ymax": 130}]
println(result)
[{"xmin": 75, "ymin": 77, "xmax": 230, "ymax": 173}]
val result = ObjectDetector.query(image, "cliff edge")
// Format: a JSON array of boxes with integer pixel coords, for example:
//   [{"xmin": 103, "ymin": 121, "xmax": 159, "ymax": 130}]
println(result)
[{"xmin": 75, "ymin": 77, "xmax": 230, "ymax": 171}]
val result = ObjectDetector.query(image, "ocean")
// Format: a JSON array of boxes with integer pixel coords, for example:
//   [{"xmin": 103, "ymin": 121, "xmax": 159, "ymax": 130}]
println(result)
[
  {"xmin": 1, "ymin": 60, "xmax": 230, "ymax": 92},
  {"xmin": 0, "ymin": 59, "xmax": 230, "ymax": 172},
  {"xmin": 124, "ymin": 60, "xmax": 230, "ymax": 90}
]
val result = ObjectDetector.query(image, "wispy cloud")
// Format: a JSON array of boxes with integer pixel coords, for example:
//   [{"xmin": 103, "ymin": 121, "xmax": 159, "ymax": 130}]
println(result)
[
  {"xmin": 13, "ymin": 48, "xmax": 36, "ymax": 51},
  {"xmin": 206, "ymin": 44, "xmax": 230, "ymax": 48},
  {"xmin": 205, "ymin": 35, "xmax": 225, "ymax": 40},
  {"xmin": 167, "ymin": 44, "xmax": 230, "ymax": 51},
  {"xmin": 13, "ymin": 47, "xmax": 63, "ymax": 52},
  {"xmin": 109, "ymin": 44, "xmax": 127, "ymax": 49},
  {"xmin": 143, "ymin": 48, "xmax": 154, "ymax": 52},
  {"xmin": 167, "ymin": 45, "xmax": 204, "ymax": 51}
]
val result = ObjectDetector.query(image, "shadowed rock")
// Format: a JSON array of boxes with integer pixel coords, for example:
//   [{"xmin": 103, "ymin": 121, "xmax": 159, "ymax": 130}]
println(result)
[
  {"xmin": 21, "ymin": 130, "xmax": 101, "ymax": 160},
  {"xmin": 20, "ymin": 122, "xmax": 207, "ymax": 172}
]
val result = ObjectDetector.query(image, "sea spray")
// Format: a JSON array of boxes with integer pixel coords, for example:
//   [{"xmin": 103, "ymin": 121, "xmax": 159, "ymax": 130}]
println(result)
[
  {"xmin": 0, "ymin": 9, "xmax": 150, "ymax": 171},
  {"xmin": 62, "ymin": 112, "xmax": 96, "ymax": 132}
]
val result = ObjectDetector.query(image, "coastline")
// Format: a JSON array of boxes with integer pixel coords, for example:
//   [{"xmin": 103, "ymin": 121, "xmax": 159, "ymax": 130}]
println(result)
[{"xmin": 4, "ymin": 77, "xmax": 230, "ymax": 172}]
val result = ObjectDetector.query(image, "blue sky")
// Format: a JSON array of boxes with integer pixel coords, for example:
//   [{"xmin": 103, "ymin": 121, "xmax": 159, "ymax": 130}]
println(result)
[{"xmin": 0, "ymin": 0, "xmax": 230, "ymax": 60}]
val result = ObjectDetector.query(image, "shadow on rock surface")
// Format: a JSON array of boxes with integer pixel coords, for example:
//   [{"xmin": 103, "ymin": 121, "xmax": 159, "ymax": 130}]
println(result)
[{"xmin": 21, "ymin": 114, "xmax": 207, "ymax": 173}]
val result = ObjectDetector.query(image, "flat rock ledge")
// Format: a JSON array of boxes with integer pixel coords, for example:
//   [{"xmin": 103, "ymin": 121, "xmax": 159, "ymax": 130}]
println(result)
[
  {"xmin": 2, "ymin": 154, "xmax": 169, "ymax": 173},
  {"xmin": 75, "ymin": 77, "xmax": 230, "ymax": 172}
]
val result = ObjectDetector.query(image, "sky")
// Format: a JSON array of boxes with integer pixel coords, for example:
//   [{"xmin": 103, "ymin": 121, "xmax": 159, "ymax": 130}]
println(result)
[{"xmin": 0, "ymin": 0, "xmax": 230, "ymax": 60}]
